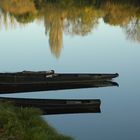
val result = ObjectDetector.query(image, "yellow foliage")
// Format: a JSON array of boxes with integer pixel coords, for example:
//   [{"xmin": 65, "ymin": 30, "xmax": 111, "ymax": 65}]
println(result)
[
  {"xmin": 0, "ymin": 0, "xmax": 37, "ymax": 15},
  {"xmin": 102, "ymin": 2, "xmax": 140, "ymax": 26}
]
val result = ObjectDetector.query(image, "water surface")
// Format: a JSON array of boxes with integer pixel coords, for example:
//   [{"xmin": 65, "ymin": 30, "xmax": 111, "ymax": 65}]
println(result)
[{"xmin": 0, "ymin": 0, "xmax": 140, "ymax": 140}]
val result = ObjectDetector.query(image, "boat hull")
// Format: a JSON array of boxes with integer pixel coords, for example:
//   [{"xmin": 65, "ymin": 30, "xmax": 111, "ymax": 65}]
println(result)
[
  {"xmin": 0, "ymin": 97, "xmax": 101, "ymax": 115},
  {"xmin": 0, "ymin": 72, "xmax": 119, "ymax": 93}
]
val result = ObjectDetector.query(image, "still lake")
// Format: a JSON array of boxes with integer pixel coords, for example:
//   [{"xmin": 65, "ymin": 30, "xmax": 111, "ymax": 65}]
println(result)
[{"xmin": 0, "ymin": 1, "xmax": 140, "ymax": 140}]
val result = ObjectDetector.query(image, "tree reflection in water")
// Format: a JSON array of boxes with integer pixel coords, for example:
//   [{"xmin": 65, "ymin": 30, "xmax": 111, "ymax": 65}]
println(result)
[{"xmin": 0, "ymin": 0, "xmax": 140, "ymax": 57}]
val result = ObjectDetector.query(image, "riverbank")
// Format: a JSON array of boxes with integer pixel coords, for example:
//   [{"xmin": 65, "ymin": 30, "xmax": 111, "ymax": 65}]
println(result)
[{"xmin": 0, "ymin": 101, "xmax": 72, "ymax": 140}]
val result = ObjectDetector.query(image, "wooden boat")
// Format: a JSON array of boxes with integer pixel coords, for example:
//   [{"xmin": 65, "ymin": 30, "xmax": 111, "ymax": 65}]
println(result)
[
  {"xmin": 0, "ymin": 70, "xmax": 119, "ymax": 94},
  {"xmin": 0, "ymin": 97, "xmax": 101, "ymax": 115},
  {"xmin": 0, "ymin": 70, "xmax": 119, "ymax": 82}
]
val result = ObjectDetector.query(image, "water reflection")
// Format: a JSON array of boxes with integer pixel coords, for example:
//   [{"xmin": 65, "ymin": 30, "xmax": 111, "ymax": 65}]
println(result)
[
  {"xmin": 0, "ymin": 71, "xmax": 119, "ymax": 94},
  {"xmin": 0, "ymin": 80, "xmax": 118, "ymax": 94},
  {"xmin": 124, "ymin": 18, "xmax": 140, "ymax": 42},
  {"xmin": 0, "ymin": 0, "xmax": 140, "ymax": 57}
]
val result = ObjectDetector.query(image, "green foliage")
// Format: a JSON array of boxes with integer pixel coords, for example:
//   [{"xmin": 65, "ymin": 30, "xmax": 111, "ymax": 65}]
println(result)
[{"xmin": 0, "ymin": 101, "xmax": 72, "ymax": 140}]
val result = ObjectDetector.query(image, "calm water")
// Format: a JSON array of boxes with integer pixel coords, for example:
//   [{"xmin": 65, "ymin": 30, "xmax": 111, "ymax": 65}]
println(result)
[{"xmin": 0, "ymin": 0, "xmax": 140, "ymax": 140}]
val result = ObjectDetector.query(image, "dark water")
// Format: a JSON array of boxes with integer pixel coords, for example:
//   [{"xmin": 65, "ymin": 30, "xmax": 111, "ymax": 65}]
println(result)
[{"xmin": 0, "ymin": 0, "xmax": 140, "ymax": 139}]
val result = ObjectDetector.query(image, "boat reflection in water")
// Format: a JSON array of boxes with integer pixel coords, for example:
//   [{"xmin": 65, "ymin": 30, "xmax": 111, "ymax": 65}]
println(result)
[
  {"xmin": 0, "ymin": 71, "xmax": 119, "ymax": 94},
  {"xmin": 0, "ymin": 97, "xmax": 101, "ymax": 115},
  {"xmin": 0, "ymin": 71, "xmax": 119, "ymax": 115}
]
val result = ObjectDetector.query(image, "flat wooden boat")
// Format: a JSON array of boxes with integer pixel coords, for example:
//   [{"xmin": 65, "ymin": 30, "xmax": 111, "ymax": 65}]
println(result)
[
  {"xmin": 0, "ymin": 97, "xmax": 101, "ymax": 115},
  {"xmin": 0, "ymin": 70, "xmax": 119, "ymax": 82},
  {"xmin": 0, "ymin": 71, "xmax": 119, "ymax": 94}
]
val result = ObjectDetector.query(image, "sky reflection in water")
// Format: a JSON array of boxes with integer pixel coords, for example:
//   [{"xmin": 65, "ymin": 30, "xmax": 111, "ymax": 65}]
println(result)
[{"xmin": 0, "ymin": 0, "xmax": 140, "ymax": 140}]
